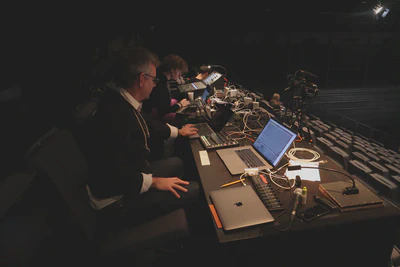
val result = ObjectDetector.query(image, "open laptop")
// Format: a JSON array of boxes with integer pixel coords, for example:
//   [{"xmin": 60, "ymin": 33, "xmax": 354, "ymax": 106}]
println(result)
[
  {"xmin": 177, "ymin": 71, "xmax": 223, "ymax": 93},
  {"xmin": 177, "ymin": 80, "xmax": 207, "ymax": 93},
  {"xmin": 216, "ymin": 118, "xmax": 297, "ymax": 175},
  {"xmin": 189, "ymin": 103, "xmax": 234, "ymax": 139},
  {"xmin": 202, "ymin": 71, "xmax": 223, "ymax": 86},
  {"xmin": 209, "ymin": 185, "xmax": 275, "ymax": 231}
]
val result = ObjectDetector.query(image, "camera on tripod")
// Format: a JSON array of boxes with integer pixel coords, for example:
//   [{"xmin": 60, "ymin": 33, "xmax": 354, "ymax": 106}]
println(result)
[
  {"xmin": 287, "ymin": 70, "xmax": 319, "ymax": 99},
  {"xmin": 283, "ymin": 70, "xmax": 320, "ymax": 142}
]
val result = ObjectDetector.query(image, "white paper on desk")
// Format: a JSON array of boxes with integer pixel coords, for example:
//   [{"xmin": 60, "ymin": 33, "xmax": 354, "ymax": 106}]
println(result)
[
  {"xmin": 285, "ymin": 160, "xmax": 321, "ymax": 181},
  {"xmin": 199, "ymin": 150, "xmax": 210, "ymax": 166}
]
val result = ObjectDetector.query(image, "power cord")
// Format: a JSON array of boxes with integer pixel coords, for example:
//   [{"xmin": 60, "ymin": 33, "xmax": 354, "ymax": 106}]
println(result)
[
  {"xmin": 272, "ymin": 175, "xmax": 296, "ymax": 232},
  {"xmin": 285, "ymin": 147, "xmax": 321, "ymax": 163}
]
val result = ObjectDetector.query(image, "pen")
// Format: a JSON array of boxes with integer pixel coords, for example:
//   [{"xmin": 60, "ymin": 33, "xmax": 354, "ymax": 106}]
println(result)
[{"xmin": 221, "ymin": 178, "xmax": 246, "ymax": 188}]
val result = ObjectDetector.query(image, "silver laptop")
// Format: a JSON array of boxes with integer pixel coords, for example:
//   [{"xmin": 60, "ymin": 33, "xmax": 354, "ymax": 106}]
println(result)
[
  {"xmin": 216, "ymin": 118, "xmax": 297, "ymax": 175},
  {"xmin": 209, "ymin": 185, "xmax": 274, "ymax": 231}
]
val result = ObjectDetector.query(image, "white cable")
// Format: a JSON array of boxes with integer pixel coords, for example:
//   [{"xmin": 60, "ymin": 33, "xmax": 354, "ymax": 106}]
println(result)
[
  {"xmin": 259, "ymin": 170, "xmax": 295, "ymax": 190},
  {"xmin": 286, "ymin": 147, "xmax": 320, "ymax": 163}
]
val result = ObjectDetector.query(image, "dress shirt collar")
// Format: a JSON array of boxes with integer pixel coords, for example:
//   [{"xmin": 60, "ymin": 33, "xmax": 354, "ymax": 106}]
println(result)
[{"xmin": 119, "ymin": 88, "xmax": 142, "ymax": 111}]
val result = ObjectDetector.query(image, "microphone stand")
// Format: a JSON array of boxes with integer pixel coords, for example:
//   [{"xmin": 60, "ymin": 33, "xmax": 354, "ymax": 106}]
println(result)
[{"xmin": 300, "ymin": 166, "xmax": 359, "ymax": 195}]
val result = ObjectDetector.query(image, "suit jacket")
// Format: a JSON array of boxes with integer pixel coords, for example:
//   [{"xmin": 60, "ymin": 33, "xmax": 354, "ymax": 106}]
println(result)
[{"xmin": 84, "ymin": 89, "xmax": 171, "ymax": 200}]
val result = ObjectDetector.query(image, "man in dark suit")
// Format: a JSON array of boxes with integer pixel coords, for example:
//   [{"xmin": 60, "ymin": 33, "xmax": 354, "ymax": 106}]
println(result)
[{"xmin": 84, "ymin": 46, "xmax": 200, "ymax": 226}]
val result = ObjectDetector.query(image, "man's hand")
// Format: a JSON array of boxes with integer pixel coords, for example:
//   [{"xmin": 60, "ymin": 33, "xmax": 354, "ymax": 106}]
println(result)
[
  {"xmin": 151, "ymin": 177, "xmax": 189, "ymax": 198},
  {"xmin": 178, "ymin": 124, "xmax": 198, "ymax": 137},
  {"xmin": 179, "ymin": 99, "xmax": 190, "ymax": 108}
]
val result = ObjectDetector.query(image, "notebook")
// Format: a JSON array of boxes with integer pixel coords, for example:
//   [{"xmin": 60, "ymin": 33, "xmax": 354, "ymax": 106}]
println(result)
[
  {"xmin": 318, "ymin": 180, "xmax": 384, "ymax": 212},
  {"xmin": 209, "ymin": 185, "xmax": 274, "ymax": 231},
  {"xmin": 216, "ymin": 118, "xmax": 297, "ymax": 175}
]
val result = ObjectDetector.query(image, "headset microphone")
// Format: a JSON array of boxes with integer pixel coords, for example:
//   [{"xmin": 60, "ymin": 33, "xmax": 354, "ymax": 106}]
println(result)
[{"xmin": 291, "ymin": 188, "xmax": 303, "ymax": 221}]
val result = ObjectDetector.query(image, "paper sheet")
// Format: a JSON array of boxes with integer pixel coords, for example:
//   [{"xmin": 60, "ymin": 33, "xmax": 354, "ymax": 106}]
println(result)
[
  {"xmin": 199, "ymin": 150, "xmax": 210, "ymax": 166},
  {"xmin": 285, "ymin": 160, "xmax": 321, "ymax": 181}
]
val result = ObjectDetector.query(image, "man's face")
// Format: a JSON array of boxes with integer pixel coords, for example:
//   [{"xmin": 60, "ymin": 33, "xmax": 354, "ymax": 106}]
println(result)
[{"xmin": 142, "ymin": 65, "xmax": 157, "ymax": 100}]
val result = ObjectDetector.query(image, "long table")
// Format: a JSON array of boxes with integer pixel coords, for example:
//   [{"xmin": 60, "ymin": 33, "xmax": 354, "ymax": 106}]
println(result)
[{"xmin": 189, "ymin": 115, "xmax": 400, "ymax": 266}]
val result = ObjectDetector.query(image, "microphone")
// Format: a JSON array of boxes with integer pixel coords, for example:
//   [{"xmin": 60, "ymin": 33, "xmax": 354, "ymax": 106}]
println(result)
[
  {"xmin": 291, "ymin": 188, "xmax": 303, "ymax": 221},
  {"xmin": 300, "ymin": 70, "xmax": 318, "ymax": 79}
]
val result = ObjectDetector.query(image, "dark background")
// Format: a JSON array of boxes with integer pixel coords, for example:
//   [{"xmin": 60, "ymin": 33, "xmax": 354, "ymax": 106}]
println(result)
[{"xmin": 1, "ymin": 1, "xmax": 400, "ymax": 179}]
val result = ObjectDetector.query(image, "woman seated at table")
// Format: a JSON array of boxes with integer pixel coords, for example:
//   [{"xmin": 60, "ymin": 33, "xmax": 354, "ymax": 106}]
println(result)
[{"xmin": 142, "ymin": 54, "xmax": 190, "ymax": 126}]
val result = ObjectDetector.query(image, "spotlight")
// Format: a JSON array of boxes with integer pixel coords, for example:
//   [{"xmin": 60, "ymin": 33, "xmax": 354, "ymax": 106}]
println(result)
[
  {"xmin": 373, "ymin": 2, "xmax": 383, "ymax": 14},
  {"xmin": 374, "ymin": 1, "xmax": 390, "ymax": 20}
]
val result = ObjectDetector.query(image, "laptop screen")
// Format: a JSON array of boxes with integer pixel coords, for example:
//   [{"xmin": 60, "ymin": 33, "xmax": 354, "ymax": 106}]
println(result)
[
  {"xmin": 252, "ymin": 118, "xmax": 297, "ymax": 167},
  {"xmin": 208, "ymin": 103, "xmax": 233, "ymax": 132},
  {"xmin": 203, "ymin": 71, "xmax": 222, "ymax": 85},
  {"xmin": 201, "ymin": 87, "xmax": 210, "ymax": 103}
]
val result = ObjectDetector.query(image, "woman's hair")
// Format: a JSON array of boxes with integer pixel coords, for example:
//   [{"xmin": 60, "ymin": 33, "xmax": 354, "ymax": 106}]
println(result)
[
  {"xmin": 159, "ymin": 54, "xmax": 188, "ymax": 74},
  {"xmin": 112, "ymin": 46, "xmax": 160, "ymax": 89}
]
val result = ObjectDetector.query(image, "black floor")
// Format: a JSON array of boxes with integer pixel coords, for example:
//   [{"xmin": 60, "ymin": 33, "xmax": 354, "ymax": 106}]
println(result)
[{"xmin": 0, "ymin": 155, "xmax": 222, "ymax": 267}]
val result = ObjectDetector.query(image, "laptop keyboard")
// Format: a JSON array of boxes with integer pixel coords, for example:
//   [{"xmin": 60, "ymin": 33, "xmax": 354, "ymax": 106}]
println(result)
[{"xmin": 235, "ymin": 148, "xmax": 265, "ymax": 168}]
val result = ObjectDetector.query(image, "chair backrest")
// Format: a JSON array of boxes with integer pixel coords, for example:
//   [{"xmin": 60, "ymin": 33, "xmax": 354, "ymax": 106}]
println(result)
[
  {"xmin": 75, "ymin": 96, "xmax": 100, "ymax": 124},
  {"xmin": 30, "ymin": 128, "xmax": 97, "ymax": 240}
]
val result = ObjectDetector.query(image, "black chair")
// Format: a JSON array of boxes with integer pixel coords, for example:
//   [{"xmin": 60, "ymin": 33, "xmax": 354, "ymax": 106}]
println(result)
[
  {"xmin": 323, "ymin": 132, "xmax": 337, "ymax": 143},
  {"xmin": 327, "ymin": 146, "xmax": 350, "ymax": 171},
  {"xmin": 386, "ymin": 164, "xmax": 400, "ymax": 178},
  {"xmin": 367, "ymin": 161, "xmax": 390, "ymax": 179},
  {"xmin": 314, "ymin": 137, "xmax": 334, "ymax": 154},
  {"xmin": 27, "ymin": 127, "xmax": 189, "ymax": 258},
  {"xmin": 347, "ymin": 160, "xmax": 373, "ymax": 181},
  {"xmin": 309, "ymin": 125, "xmax": 325, "ymax": 138},
  {"xmin": 366, "ymin": 152, "xmax": 381, "ymax": 163},
  {"xmin": 333, "ymin": 139, "xmax": 351, "ymax": 154},
  {"xmin": 353, "ymin": 144, "xmax": 367, "ymax": 154},
  {"xmin": 380, "ymin": 156, "xmax": 395, "ymax": 165},
  {"xmin": 366, "ymin": 172, "xmax": 398, "ymax": 203},
  {"xmin": 351, "ymin": 151, "xmax": 371, "ymax": 166},
  {"xmin": 329, "ymin": 131, "xmax": 342, "ymax": 140}
]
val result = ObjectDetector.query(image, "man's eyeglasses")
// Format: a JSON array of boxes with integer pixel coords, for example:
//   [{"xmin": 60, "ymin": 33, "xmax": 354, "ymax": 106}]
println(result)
[{"xmin": 143, "ymin": 73, "xmax": 159, "ymax": 85}]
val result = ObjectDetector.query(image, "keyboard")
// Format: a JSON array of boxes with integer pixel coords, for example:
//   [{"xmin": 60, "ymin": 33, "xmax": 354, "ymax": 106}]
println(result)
[
  {"xmin": 196, "ymin": 123, "xmax": 214, "ymax": 136},
  {"xmin": 234, "ymin": 148, "xmax": 265, "ymax": 168},
  {"xmin": 249, "ymin": 174, "xmax": 284, "ymax": 211},
  {"xmin": 199, "ymin": 129, "xmax": 239, "ymax": 150}
]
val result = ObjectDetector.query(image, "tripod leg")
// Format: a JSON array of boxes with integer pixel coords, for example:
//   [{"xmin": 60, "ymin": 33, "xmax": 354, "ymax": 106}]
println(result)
[
  {"xmin": 303, "ymin": 115, "xmax": 313, "ymax": 143},
  {"xmin": 284, "ymin": 98, "xmax": 292, "ymax": 124}
]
